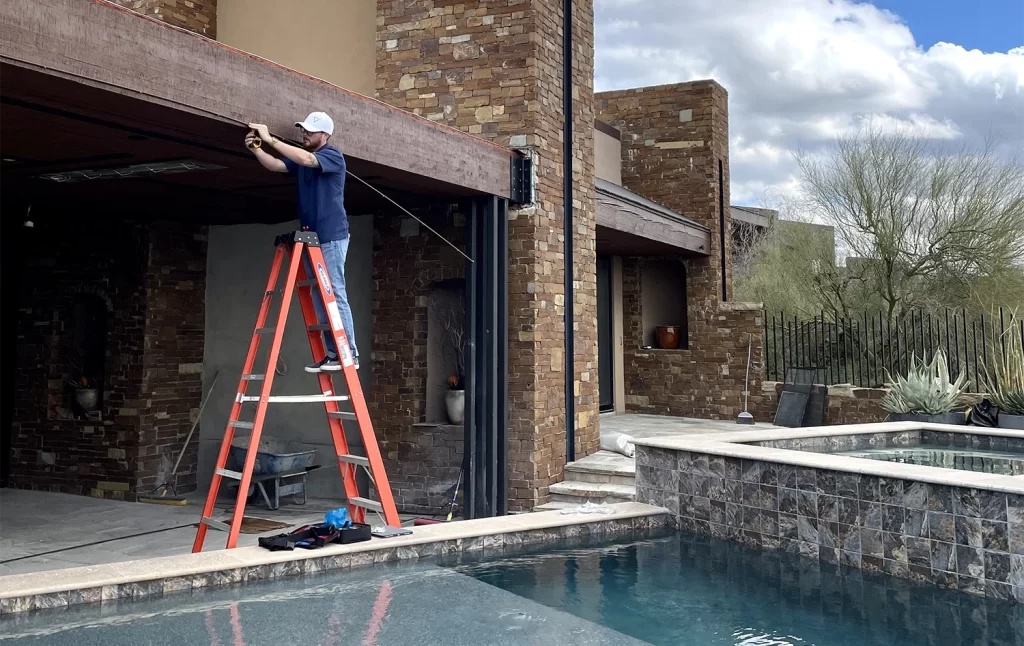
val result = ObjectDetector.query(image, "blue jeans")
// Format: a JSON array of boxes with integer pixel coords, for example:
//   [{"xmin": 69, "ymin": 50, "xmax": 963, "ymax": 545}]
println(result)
[{"xmin": 303, "ymin": 237, "xmax": 358, "ymax": 362}]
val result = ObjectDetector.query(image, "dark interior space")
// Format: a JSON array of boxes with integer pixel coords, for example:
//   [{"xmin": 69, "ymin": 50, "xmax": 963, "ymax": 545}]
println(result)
[
  {"xmin": 1, "ymin": 225, "xmax": 17, "ymax": 486},
  {"xmin": 597, "ymin": 255, "xmax": 613, "ymax": 411}
]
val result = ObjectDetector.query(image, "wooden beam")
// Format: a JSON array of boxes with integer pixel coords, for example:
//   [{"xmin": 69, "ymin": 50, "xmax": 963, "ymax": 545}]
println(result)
[
  {"xmin": 0, "ymin": 0, "xmax": 513, "ymax": 198},
  {"xmin": 596, "ymin": 190, "xmax": 710, "ymax": 255}
]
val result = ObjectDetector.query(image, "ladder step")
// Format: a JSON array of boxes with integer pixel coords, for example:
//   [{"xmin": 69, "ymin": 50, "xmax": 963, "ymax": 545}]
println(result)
[
  {"xmin": 228, "ymin": 421, "xmax": 254, "ymax": 429},
  {"xmin": 216, "ymin": 468, "xmax": 244, "ymax": 480},
  {"xmin": 350, "ymin": 497, "xmax": 384, "ymax": 513},
  {"xmin": 242, "ymin": 374, "xmax": 265, "ymax": 381},
  {"xmin": 338, "ymin": 454, "xmax": 370, "ymax": 469},
  {"xmin": 255, "ymin": 327, "xmax": 276, "ymax": 334},
  {"xmin": 201, "ymin": 516, "xmax": 232, "ymax": 532},
  {"xmin": 328, "ymin": 411, "xmax": 357, "ymax": 421},
  {"xmin": 237, "ymin": 394, "xmax": 351, "ymax": 404},
  {"xmin": 307, "ymin": 324, "xmax": 331, "ymax": 331}
]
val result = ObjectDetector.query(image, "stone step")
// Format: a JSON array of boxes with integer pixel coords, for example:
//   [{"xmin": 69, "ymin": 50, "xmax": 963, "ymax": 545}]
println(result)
[
  {"xmin": 549, "ymin": 481, "xmax": 635, "ymax": 505},
  {"xmin": 564, "ymin": 462, "xmax": 635, "ymax": 486}
]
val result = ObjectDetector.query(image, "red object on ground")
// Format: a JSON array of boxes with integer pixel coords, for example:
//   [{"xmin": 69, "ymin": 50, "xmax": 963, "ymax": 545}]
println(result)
[{"xmin": 413, "ymin": 518, "xmax": 443, "ymax": 526}]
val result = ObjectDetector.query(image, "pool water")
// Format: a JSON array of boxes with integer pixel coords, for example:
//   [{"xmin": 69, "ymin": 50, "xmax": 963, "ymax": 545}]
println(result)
[
  {"xmin": 837, "ymin": 444, "xmax": 1024, "ymax": 475},
  {"xmin": 2, "ymin": 533, "xmax": 1022, "ymax": 645}
]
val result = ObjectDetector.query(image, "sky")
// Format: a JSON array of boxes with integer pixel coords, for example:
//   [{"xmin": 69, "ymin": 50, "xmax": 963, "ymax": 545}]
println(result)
[{"xmin": 593, "ymin": 0, "xmax": 1024, "ymax": 206}]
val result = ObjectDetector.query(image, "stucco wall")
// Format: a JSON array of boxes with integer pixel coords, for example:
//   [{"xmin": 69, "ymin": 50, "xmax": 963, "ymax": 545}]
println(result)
[
  {"xmin": 217, "ymin": 0, "xmax": 376, "ymax": 96},
  {"xmin": 199, "ymin": 217, "xmax": 372, "ymax": 500},
  {"xmin": 595, "ymin": 129, "xmax": 622, "ymax": 186}
]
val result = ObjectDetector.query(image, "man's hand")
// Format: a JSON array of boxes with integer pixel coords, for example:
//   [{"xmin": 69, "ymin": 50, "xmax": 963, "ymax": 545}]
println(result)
[
  {"xmin": 244, "ymin": 131, "xmax": 258, "ymax": 150},
  {"xmin": 248, "ymin": 123, "xmax": 272, "ymax": 143}
]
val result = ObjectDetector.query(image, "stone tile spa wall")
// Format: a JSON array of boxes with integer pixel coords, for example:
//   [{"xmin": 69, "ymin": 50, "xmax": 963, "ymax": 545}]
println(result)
[{"xmin": 635, "ymin": 445, "xmax": 1024, "ymax": 603}]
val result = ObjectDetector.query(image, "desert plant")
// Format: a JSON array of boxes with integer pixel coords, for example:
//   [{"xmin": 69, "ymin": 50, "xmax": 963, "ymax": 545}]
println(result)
[
  {"xmin": 882, "ymin": 349, "xmax": 968, "ymax": 415},
  {"xmin": 983, "ymin": 323, "xmax": 1024, "ymax": 415}
]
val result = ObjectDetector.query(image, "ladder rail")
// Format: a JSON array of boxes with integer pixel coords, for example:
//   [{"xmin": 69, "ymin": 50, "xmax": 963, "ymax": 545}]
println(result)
[
  {"xmin": 306, "ymin": 245, "xmax": 401, "ymax": 528},
  {"xmin": 294, "ymin": 253, "xmax": 364, "ymax": 520},
  {"xmin": 192, "ymin": 245, "xmax": 287, "ymax": 553},
  {"xmin": 223, "ymin": 247, "xmax": 305, "ymax": 549}
]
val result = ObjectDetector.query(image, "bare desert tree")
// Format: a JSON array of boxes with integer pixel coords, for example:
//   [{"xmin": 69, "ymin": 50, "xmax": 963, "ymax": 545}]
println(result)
[{"xmin": 796, "ymin": 127, "xmax": 1024, "ymax": 322}]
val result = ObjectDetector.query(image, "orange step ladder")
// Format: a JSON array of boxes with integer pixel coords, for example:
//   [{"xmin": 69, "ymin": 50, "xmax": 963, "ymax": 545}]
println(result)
[{"xmin": 193, "ymin": 230, "xmax": 400, "ymax": 552}]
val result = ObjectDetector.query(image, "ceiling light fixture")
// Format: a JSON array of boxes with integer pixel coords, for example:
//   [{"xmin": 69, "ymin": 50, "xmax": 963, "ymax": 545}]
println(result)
[{"xmin": 37, "ymin": 159, "xmax": 226, "ymax": 183}]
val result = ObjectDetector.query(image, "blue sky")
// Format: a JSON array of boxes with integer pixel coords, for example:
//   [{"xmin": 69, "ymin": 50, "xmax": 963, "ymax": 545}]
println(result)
[
  {"xmin": 871, "ymin": 0, "xmax": 1024, "ymax": 53},
  {"xmin": 595, "ymin": 0, "xmax": 1024, "ymax": 205}
]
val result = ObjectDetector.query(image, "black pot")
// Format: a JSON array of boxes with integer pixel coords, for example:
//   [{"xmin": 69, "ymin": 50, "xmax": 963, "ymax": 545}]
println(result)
[
  {"xmin": 888, "ymin": 412, "xmax": 966, "ymax": 425},
  {"xmin": 998, "ymin": 413, "xmax": 1024, "ymax": 430}
]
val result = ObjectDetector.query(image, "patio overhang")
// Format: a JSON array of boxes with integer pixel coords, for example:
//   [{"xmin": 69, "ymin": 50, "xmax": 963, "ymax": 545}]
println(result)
[
  {"xmin": 0, "ymin": 0, "xmax": 515, "ymax": 223},
  {"xmin": 595, "ymin": 179, "xmax": 711, "ymax": 256}
]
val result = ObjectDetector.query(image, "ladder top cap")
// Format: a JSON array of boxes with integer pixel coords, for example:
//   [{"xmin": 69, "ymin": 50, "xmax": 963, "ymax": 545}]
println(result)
[{"xmin": 275, "ymin": 230, "xmax": 320, "ymax": 248}]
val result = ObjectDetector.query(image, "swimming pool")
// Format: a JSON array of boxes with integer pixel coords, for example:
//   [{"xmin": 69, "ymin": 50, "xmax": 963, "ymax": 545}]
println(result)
[
  {"xmin": 837, "ymin": 445, "xmax": 1024, "ymax": 475},
  {"xmin": 3, "ymin": 532, "xmax": 1021, "ymax": 645}
]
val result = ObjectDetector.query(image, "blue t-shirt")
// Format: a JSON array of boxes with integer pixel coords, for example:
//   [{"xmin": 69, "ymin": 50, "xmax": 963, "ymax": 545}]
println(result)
[{"xmin": 282, "ymin": 145, "xmax": 349, "ymax": 243}]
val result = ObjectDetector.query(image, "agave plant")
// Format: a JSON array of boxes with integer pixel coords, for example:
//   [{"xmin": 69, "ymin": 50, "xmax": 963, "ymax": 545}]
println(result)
[
  {"xmin": 983, "ymin": 325, "xmax": 1024, "ymax": 416},
  {"xmin": 882, "ymin": 349, "xmax": 968, "ymax": 415}
]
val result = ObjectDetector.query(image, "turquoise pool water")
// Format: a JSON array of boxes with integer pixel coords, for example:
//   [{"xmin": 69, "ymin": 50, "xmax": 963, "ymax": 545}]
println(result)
[
  {"xmin": 2, "ymin": 533, "xmax": 1022, "ymax": 645},
  {"xmin": 837, "ymin": 445, "xmax": 1024, "ymax": 475}
]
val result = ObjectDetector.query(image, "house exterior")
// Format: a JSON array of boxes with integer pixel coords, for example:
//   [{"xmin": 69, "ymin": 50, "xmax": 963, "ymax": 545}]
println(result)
[{"xmin": 0, "ymin": 0, "xmax": 763, "ymax": 517}]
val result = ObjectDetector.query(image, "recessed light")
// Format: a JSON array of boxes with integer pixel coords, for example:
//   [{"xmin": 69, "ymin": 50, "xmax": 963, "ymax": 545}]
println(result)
[{"xmin": 2, "ymin": 158, "xmax": 16, "ymax": 162}]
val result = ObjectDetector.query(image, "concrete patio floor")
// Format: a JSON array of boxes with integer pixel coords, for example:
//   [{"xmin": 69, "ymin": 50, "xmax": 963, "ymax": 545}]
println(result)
[
  {"xmin": 0, "ymin": 489, "xmax": 422, "ymax": 577},
  {"xmin": 578, "ymin": 412, "xmax": 781, "ymax": 474}
]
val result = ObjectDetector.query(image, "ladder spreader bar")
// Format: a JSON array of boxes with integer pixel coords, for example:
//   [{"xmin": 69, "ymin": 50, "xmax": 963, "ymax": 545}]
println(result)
[
  {"xmin": 216, "ymin": 468, "xmax": 244, "ymax": 480},
  {"xmin": 255, "ymin": 327, "xmax": 276, "ymax": 334},
  {"xmin": 328, "ymin": 411, "xmax": 357, "ymax": 421},
  {"xmin": 297, "ymin": 279, "xmax": 317, "ymax": 287},
  {"xmin": 338, "ymin": 454, "xmax": 370, "ymax": 468},
  {"xmin": 237, "ymin": 394, "xmax": 351, "ymax": 404},
  {"xmin": 242, "ymin": 374, "xmax": 265, "ymax": 381},
  {"xmin": 201, "ymin": 516, "xmax": 232, "ymax": 532},
  {"xmin": 350, "ymin": 497, "xmax": 384, "ymax": 513},
  {"xmin": 228, "ymin": 421, "xmax": 254, "ymax": 429}
]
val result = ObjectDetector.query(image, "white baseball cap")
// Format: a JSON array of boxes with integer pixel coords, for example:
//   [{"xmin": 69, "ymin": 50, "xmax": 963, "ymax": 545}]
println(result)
[{"xmin": 295, "ymin": 111, "xmax": 334, "ymax": 135}]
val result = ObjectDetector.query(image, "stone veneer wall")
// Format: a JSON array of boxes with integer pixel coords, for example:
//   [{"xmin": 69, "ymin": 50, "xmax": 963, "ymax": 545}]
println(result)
[
  {"xmin": 597, "ymin": 82, "xmax": 765, "ymax": 421},
  {"xmin": 635, "ymin": 443, "xmax": 1024, "ymax": 602},
  {"xmin": 622, "ymin": 265, "xmax": 765, "ymax": 419},
  {"xmin": 756, "ymin": 382, "xmax": 986, "ymax": 427},
  {"xmin": 109, "ymin": 0, "xmax": 217, "ymax": 37},
  {"xmin": 376, "ymin": 0, "xmax": 599, "ymax": 509},
  {"xmin": 10, "ymin": 220, "xmax": 206, "ymax": 500},
  {"xmin": 371, "ymin": 211, "xmax": 466, "ymax": 513}
]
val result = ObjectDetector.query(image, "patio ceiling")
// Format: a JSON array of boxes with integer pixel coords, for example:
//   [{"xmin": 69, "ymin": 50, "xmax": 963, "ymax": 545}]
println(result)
[
  {"xmin": 595, "ymin": 179, "xmax": 711, "ymax": 256},
  {"xmin": 0, "ymin": 0, "xmax": 514, "ymax": 224}
]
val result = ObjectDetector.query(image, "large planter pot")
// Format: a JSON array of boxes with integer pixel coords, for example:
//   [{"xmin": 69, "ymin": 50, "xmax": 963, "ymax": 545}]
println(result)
[
  {"xmin": 445, "ymin": 390, "xmax": 465, "ymax": 425},
  {"xmin": 656, "ymin": 326, "xmax": 681, "ymax": 350},
  {"xmin": 888, "ymin": 412, "xmax": 966, "ymax": 425},
  {"xmin": 998, "ymin": 413, "xmax": 1024, "ymax": 430},
  {"xmin": 74, "ymin": 388, "xmax": 99, "ymax": 412}
]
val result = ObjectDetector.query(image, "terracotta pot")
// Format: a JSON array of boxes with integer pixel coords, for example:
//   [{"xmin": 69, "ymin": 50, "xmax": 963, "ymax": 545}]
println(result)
[{"xmin": 656, "ymin": 326, "xmax": 680, "ymax": 350}]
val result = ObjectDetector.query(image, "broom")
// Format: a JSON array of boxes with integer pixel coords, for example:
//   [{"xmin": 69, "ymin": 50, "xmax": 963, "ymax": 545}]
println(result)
[{"xmin": 139, "ymin": 370, "xmax": 219, "ymax": 505}]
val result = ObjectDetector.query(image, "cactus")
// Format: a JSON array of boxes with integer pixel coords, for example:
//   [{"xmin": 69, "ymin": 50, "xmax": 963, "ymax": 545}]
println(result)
[
  {"xmin": 984, "ymin": 325, "xmax": 1024, "ymax": 416},
  {"xmin": 882, "ymin": 350, "xmax": 968, "ymax": 415}
]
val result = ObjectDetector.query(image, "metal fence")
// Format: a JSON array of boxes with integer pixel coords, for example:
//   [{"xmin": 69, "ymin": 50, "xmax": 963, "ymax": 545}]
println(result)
[{"xmin": 764, "ymin": 308, "xmax": 1023, "ymax": 390}]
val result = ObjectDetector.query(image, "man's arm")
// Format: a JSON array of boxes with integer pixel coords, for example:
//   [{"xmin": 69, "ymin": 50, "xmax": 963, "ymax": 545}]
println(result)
[
  {"xmin": 249, "ymin": 123, "xmax": 321, "ymax": 169},
  {"xmin": 245, "ymin": 129, "xmax": 288, "ymax": 173}
]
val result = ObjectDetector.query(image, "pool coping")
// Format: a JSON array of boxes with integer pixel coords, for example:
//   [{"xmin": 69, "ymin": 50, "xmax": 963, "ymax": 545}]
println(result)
[
  {"xmin": 632, "ymin": 421, "xmax": 1024, "ymax": 496},
  {"xmin": 0, "ymin": 502, "xmax": 669, "ymax": 615}
]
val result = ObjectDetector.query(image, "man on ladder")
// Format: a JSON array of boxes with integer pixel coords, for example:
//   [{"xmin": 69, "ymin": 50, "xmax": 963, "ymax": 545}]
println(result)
[
  {"xmin": 192, "ymin": 115, "xmax": 401, "ymax": 553},
  {"xmin": 246, "ymin": 112, "xmax": 359, "ymax": 372}
]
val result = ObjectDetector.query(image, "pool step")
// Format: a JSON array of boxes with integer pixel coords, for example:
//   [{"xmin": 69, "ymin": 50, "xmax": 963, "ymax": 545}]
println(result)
[
  {"xmin": 549, "ymin": 481, "xmax": 635, "ymax": 505},
  {"xmin": 564, "ymin": 461, "xmax": 635, "ymax": 487}
]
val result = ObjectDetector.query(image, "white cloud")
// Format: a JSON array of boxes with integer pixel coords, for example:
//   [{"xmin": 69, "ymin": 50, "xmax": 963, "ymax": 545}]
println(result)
[{"xmin": 595, "ymin": 0, "xmax": 1024, "ymax": 206}]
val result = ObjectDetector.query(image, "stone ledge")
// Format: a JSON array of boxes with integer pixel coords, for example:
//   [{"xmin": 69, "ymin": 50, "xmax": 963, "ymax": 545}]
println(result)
[{"xmin": 0, "ymin": 502, "xmax": 669, "ymax": 615}]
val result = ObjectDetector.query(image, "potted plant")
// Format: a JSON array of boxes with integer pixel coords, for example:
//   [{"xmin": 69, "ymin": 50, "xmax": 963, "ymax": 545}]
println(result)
[
  {"xmin": 984, "ymin": 325, "xmax": 1024, "ymax": 430},
  {"xmin": 882, "ymin": 349, "xmax": 968, "ymax": 425},
  {"xmin": 445, "ymin": 374, "xmax": 465, "ymax": 425}
]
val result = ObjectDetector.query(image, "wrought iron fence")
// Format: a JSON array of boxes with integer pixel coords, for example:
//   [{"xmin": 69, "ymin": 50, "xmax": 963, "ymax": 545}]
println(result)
[{"xmin": 764, "ymin": 308, "xmax": 1023, "ymax": 390}]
